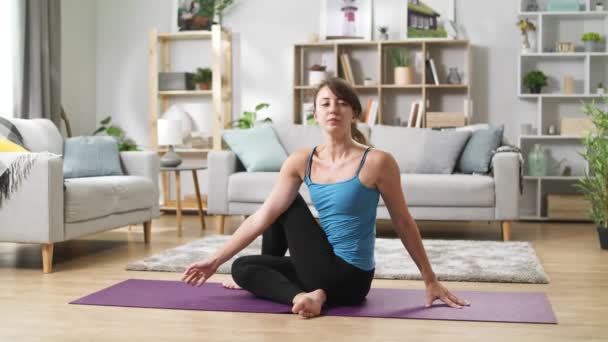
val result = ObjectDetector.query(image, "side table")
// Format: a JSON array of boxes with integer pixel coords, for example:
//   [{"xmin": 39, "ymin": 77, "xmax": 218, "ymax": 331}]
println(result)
[{"xmin": 160, "ymin": 163, "xmax": 207, "ymax": 236}]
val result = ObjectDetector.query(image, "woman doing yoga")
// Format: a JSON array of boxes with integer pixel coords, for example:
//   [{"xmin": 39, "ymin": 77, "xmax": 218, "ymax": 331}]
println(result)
[{"xmin": 182, "ymin": 77, "xmax": 469, "ymax": 318}]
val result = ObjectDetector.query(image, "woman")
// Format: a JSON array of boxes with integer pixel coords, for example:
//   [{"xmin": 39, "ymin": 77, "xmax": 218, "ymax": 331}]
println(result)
[{"xmin": 182, "ymin": 77, "xmax": 469, "ymax": 318}]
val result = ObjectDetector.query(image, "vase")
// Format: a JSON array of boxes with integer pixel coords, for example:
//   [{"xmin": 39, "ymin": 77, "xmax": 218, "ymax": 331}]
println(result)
[
  {"xmin": 522, "ymin": 32, "xmax": 532, "ymax": 53},
  {"xmin": 394, "ymin": 66, "xmax": 413, "ymax": 85},
  {"xmin": 446, "ymin": 67, "xmax": 461, "ymax": 84},
  {"xmin": 584, "ymin": 41, "xmax": 599, "ymax": 52},
  {"xmin": 308, "ymin": 71, "xmax": 327, "ymax": 86},
  {"xmin": 380, "ymin": 32, "xmax": 389, "ymax": 41},
  {"xmin": 527, "ymin": 144, "xmax": 547, "ymax": 176}
]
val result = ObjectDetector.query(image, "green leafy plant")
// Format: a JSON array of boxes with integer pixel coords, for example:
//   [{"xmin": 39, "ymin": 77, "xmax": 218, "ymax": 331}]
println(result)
[
  {"xmin": 377, "ymin": 26, "xmax": 388, "ymax": 34},
  {"xmin": 193, "ymin": 67, "xmax": 212, "ymax": 86},
  {"xmin": 576, "ymin": 98, "xmax": 608, "ymax": 228},
  {"xmin": 230, "ymin": 103, "xmax": 272, "ymax": 129},
  {"xmin": 214, "ymin": 0, "xmax": 234, "ymax": 24},
  {"xmin": 523, "ymin": 70, "xmax": 548, "ymax": 92},
  {"xmin": 582, "ymin": 32, "xmax": 602, "ymax": 42},
  {"xmin": 306, "ymin": 113, "xmax": 318, "ymax": 126},
  {"xmin": 391, "ymin": 48, "xmax": 410, "ymax": 67},
  {"xmin": 93, "ymin": 116, "xmax": 139, "ymax": 151}
]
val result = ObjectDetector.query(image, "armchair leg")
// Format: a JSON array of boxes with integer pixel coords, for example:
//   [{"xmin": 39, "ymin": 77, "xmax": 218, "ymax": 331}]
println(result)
[
  {"xmin": 501, "ymin": 221, "xmax": 512, "ymax": 241},
  {"xmin": 143, "ymin": 221, "xmax": 152, "ymax": 244},
  {"xmin": 216, "ymin": 215, "xmax": 225, "ymax": 235},
  {"xmin": 41, "ymin": 244, "xmax": 54, "ymax": 273}
]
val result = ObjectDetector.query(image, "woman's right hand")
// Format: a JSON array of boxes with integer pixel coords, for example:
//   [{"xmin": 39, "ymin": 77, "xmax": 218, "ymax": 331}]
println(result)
[{"xmin": 182, "ymin": 257, "xmax": 220, "ymax": 287}]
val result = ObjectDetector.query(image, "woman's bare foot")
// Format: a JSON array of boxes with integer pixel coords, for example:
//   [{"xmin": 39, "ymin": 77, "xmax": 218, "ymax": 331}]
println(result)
[
  {"xmin": 291, "ymin": 289, "xmax": 327, "ymax": 319},
  {"xmin": 221, "ymin": 278, "xmax": 242, "ymax": 290}
]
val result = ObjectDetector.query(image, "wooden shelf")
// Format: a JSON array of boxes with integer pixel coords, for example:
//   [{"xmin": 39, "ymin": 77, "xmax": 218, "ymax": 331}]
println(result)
[
  {"xmin": 519, "ymin": 93, "xmax": 604, "ymax": 98},
  {"xmin": 381, "ymin": 84, "xmax": 424, "ymax": 89},
  {"xmin": 158, "ymin": 90, "xmax": 212, "ymax": 96},
  {"xmin": 425, "ymin": 84, "xmax": 469, "ymax": 89},
  {"xmin": 157, "ymin": 31, "xmax": 212, "ymax": 40}
]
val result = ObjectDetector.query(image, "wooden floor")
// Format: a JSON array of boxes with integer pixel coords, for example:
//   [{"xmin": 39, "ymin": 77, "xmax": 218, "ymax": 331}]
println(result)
[{"xmin": 0, "ymin": 215, "xmax": 606, "ymax": 341}]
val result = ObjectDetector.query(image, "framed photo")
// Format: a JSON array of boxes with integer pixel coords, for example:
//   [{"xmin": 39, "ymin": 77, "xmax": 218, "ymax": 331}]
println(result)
[
  {"xmin": 406, "ymin": 0, "xmax": 455, "ymax": 39},
  {"xmin": 172, "ymin": 0, "xmax": 215, "ymax": 32},
  {"xmin": 320, "ymin": 0, "xmax": 373, "ymax": 41}
]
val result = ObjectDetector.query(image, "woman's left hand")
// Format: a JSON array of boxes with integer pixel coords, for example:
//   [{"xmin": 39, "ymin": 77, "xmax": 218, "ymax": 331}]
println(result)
[{"xmin": 425, "ymin": 280, "xmax": 470, "ymax": 309}]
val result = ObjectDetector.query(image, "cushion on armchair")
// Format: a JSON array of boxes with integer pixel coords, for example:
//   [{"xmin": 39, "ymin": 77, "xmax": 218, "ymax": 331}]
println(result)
[
  {"xmin": 63, "ymin": 136, "xmax": 124, "ymax": 178},
  {"xmin": 222, "ymin": 125, "xmax": 288, "ymax": 172},
  {"xmin": 0, "ymin": 117, "xmax": 25, "ymax": 147}
]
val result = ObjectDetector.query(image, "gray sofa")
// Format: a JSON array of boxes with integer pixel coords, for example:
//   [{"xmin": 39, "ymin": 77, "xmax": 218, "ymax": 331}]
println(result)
[
  {"xmin": 0, "ymin": 119, "xmax": 160, "ymax": 273},
  {"xmin": 208, "ymin": 124, "xmax": 519, "ymax": 241}
]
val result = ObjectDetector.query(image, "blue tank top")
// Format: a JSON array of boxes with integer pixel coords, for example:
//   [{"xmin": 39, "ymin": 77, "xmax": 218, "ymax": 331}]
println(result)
[{"xmin": 304, "ymin": 146, "xmax": 380, "ymax": 271}]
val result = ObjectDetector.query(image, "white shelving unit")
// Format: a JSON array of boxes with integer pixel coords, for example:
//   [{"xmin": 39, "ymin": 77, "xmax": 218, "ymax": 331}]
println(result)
[{"xmin": 517, "ymin": 0, "xmax": 606, "ymax": 221}]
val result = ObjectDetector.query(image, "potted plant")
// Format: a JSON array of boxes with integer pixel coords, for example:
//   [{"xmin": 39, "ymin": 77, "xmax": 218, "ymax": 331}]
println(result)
[
  {"xmin": 214, "ymin": 0, "xmax": 234, "ymax": 26},
  {"xmin": 377, "ymin": 26, "xmax": 389, "ymax": 41},
  {"xmin": 193, "ymin": 67, "xmax": 212, "ymax": 90},
  {"xmin": 308, "ymin": 64, "xmax": 327, "ymax": 86},
  {"xmin": 523, "ymin": 70, "xmax": 548, "ymax": 94},
  {"xmin": 230, "ymin": 103, "xmax": 272, "ymax": 129},
  {"xmin": 516, "ymin": 19, "xmax": 537, "ymax": 53},
  {"xmin": 392, "ymin": 48, "xmax": 412, "ymax": 85},
  {"xmin": 93, "ymin": 116, "xmax": 139, "ymax": 151},
  {"xmin": 576, "ymin": 98, "xmax": 608, "ymax": 249},
  {"xmin": 597, "ymin": 82, "xmax": 605, "ymax": 94},
  {"xmin": 581, "ymin": 32, "xmax": 603, "ymax": 52},
  {"xmin": 596, "ymin": 1, "xmax": 604, "ymax": 11}
]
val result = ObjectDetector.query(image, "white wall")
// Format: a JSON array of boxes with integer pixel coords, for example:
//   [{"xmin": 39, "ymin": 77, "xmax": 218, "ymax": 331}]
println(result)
[
  {"xmin": 88, "ymin": 0, "xmax": 529, "ymax": 146},
  {"xmin": 61, "ymin": 0, "xmax": 97, "ymax": 136}
]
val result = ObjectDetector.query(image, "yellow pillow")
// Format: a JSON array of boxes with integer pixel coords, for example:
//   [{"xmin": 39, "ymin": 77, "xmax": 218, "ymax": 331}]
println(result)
[{"xmin": 0, "ymin": 139, "xmax": 28, "ymax": 152}]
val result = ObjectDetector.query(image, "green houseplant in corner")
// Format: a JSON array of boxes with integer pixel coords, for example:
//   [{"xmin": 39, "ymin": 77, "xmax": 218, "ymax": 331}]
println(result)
[
  {"xmin": 523, "ymin": 70, "xmax": 548, "ymax": 94},
  {"xmin": 93, "ymin": 116, "xmax": 139, "ymax": 151},
  {"xmin": 576, "ymin": 98, "xmax": 608, "ymax": 249},
  {"xmin": 231, "ymin": 103, "xmax": 273, "ymax": 129}
]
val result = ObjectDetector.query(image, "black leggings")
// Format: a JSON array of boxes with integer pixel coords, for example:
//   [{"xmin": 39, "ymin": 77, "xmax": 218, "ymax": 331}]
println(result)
[{"xmin": 231, "ymin": 194, "xmax": 375, "ymax": 306}]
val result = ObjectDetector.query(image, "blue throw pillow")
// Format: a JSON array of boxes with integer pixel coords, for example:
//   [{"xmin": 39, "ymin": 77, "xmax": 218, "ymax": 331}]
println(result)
[
  {"xmin": 63, "ymin": 136, "xmax": 124, "ymax": 178},
  {"xmin": 222, "ymin": 125, "xmax": 288, "ymax": 172},
  {"xmin": 457, "ymin": 126, "xmax": 504, "ymax": 174}
]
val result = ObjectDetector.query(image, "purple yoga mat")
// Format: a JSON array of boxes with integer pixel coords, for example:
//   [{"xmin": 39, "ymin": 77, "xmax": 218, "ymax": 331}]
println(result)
[{"xmin": 70, "ymin": 279, "xmax": 557, "ymax": 324}]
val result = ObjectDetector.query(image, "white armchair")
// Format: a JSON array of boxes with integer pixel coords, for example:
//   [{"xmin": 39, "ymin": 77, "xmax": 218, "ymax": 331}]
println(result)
[{"xmin": 0, "ymin": 119, "xmax": 160, "ymax": 273}]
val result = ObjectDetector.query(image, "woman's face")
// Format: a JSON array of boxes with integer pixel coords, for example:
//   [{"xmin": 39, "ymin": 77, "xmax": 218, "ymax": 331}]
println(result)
[{"xmin": 314, "ymin": 86, "xmax": 355, "ymax": 133}]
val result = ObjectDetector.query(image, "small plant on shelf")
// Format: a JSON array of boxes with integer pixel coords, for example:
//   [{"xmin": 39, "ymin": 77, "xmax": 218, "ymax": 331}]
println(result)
[
  {"xmin": 391, "ymin": 48, "xmax": 412, "ymax": 85},
  {"xmin": 523, "ymin": 70, "xmax": 548, "ymax": 94},
  {"xmin": 377, "ymin": 26, "xmax": 389, "ymax": 40},
  {"xmin": 582, "ymin": 32, "xmax": 603, "ymax": 52},
  {"xmin": 308, "ymin": 64, "xmax": 327, "ymax": 86},
  {"xmin": 598, "ymin": 82, "xmax": 605, "ymax": 94},
  {"xmin": 230, "ymin": 103, "xmax": 272, "ymax": 129},
  {"xmin": 192, "ymin": 67, "xmax": 212, "ymax": 90}
]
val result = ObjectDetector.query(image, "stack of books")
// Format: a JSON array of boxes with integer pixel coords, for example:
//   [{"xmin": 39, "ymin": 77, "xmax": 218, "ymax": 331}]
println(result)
[
  {"xmin": 406, "ymin": 101, "xmax": 425, "ymax": 128},
  {"xmin": 340, "ymin": 53, "xmax": 355, "ymax": 85}
]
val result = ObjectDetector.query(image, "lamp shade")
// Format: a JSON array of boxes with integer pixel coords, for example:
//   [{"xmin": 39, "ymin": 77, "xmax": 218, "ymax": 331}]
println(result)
[{"xmin": 157, "ymin": 119, "xmax": 183, "ymax": 146}]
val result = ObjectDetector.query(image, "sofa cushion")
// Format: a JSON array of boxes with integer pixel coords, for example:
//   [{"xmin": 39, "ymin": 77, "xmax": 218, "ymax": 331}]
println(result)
[
  {"xmin": 64, "ymin": 176, "xmax": 155, "ymax": 223},
  {"xmin": 8, "ymin": 118, "xmax": 63, "ymax": 154},
  {"xmin": 228, "ymin": 172, "xmax": 312, "ymax": 204},
  {"xmin": 63, "ymin": 136, "xmax": 124, "ymax": 178},
  {"xmin": 371, "ymin": 125, "xmax": 471, "ymax": 174},
  {"xmin": 0, "ymin": 117, "xmax": 25, "ymax": 147},
  {"xmin": 222, "ymin": 125, "xmax": 288, "ymax": 172},
  {"xmin": 378, "ymin": 173, "xmax": 495, "ymax": 207},
  {"xmin": 457, "ymin": 125, "xmax": 504, "ymax": 174}
]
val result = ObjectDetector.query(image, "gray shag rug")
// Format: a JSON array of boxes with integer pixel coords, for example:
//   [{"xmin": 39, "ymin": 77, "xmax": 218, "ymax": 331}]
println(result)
[{"xmin": 127, "ymin": 235, "xmax": 549, "ymax": 284}]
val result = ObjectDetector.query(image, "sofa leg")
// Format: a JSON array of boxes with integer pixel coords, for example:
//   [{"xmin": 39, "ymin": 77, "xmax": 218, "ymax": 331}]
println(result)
[
  {"xmin": 501, "ymin": 221, "xmax": 512, "ymax": 241},
  {"xmin": 41, "ymin": 243, "xmax": 54, "ymax": 273},
  {"xmin": 216, "ymin": 215, "xmax": 225, "ymax": 235},
  {"xmin": 143, "ymin": 221, "xmax": 152, "ymax": 244}
]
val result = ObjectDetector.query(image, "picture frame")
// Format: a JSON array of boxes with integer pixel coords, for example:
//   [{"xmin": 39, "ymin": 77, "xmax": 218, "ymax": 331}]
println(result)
[
  {"xmin": 172, "ymin": 0, "xmax": 215, "ymax": 32},
  {"xmin": 405, "ymin": 0, "xmax": 455, "ymax": 39},
  {"xmin": 320, "ymin": 0, "xmax": 373, "ymax": 41}
]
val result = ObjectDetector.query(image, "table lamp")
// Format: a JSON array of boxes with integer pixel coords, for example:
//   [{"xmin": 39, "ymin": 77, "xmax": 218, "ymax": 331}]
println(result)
[{"xmin": 157, "ymin": 119, "xmax": 183, "ymax": 167}]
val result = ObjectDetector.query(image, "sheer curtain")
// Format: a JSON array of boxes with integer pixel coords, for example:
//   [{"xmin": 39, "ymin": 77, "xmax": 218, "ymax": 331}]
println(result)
[{"xmin": 14, "ymin": 0, "xmax": 61, "ymax": 126}]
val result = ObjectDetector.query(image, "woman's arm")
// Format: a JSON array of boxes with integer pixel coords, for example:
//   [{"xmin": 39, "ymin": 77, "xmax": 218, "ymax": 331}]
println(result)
[
  {"xmin": 374, "ymin": 152, "xmax": 469, "ymax": 308},
  {"xmin": 374, "ymin": 152, "xmax": 436, "ymax": 284},
  {"xmin": 209, "ymin": 152, "xmax": 306, "ymax": 267}
]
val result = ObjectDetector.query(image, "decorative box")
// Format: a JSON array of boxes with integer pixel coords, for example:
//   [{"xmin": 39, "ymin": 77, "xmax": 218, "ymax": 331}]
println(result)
[{"xmin": 158, "ymin": 72, "xmax": 195, "ymax": 91}]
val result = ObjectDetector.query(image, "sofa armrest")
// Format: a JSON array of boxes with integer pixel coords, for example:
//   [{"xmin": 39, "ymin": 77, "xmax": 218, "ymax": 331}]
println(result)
[
  {"xmin": 208, "ymin": 150, "xmax": 238, "ymax": 215},
  {"xmin": 120, "ymin": 151, "xmax": 160, "ymax": 216},
  {"xmin": 492, "ymin": 151, "xmax": 520, "ymax": 220},
  {"xmin": 0, "ymin": 153, "xmax": 64, "ymax": 243}
]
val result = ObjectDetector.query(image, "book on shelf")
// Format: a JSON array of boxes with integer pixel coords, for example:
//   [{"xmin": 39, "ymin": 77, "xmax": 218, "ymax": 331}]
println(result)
[
  {"xmin": 407, "ymin": 101, "xmax": 424, "ymax": 128},
  {"xmin": 425, "ymin": 59, "xmax": 439, "ymax": 85},
  {"xmin": 340, "ymin": 53, "xmax": 355, "ymax": 85},
  {"xmin": 366, "ymin": 99, "xmax": 378, "ymax": 125},
  {"xmin": 362, "ymin": 99, "xmax": 373, "ymax": 123}
]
